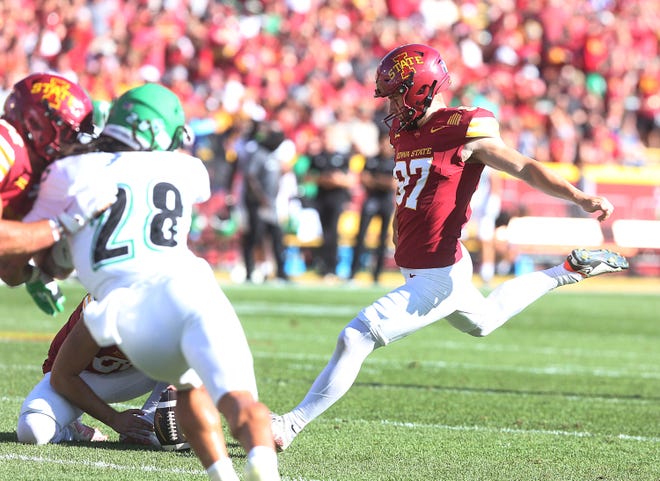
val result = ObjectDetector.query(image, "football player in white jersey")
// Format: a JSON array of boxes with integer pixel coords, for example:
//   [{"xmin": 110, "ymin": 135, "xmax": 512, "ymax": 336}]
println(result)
[{"xmin": 24, "ymin": 83, "xmax": 280, "ymax": 481}]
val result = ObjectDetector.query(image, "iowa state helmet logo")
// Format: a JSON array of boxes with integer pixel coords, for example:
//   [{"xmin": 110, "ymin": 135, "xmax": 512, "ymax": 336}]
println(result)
[
  {"xmin": 388, "ymin": 51, "xmax": 425, "ymax": 81},
  {"xmin": 30, "ymin": 77, "xmax": 87, "ymax": 117}
]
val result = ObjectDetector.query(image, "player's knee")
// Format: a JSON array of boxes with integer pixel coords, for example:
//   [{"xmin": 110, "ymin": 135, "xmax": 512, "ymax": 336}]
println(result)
[
  {"xmin": 17, "ymin": 412, "xmax": 57, "ymax": 445},
  {"xmin": 336, "ymin": 324, "xmax": 375, "ymax": 356}
]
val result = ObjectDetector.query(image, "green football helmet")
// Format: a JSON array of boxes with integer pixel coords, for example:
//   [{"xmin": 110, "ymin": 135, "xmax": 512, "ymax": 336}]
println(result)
[{"xmin": 102, "ymin": 83, "xmax": 186, "ymax": 151}]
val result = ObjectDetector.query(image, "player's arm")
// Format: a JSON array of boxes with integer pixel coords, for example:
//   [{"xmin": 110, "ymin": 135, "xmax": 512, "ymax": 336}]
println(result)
[
  {"xmin": 0, "ymin": 216, "xmax": 81, "ymax": 315},
  {"xmin": 0, "ymin": 184, "xmax": 71, "ymax": 258},
  {"xmin": 0, "ymin": 218, "xmax": 63, "ymax": 257},
  {"xmin": 470, "ymin": 137, "xmax": 614, "ymax": 221},
  {"xmin": 0, "ymin": 197, "xmax": 111, "ymax": 259},
  {"xmin": 50, "ymin": 320, "xmax": 154, "ymax": 438}
]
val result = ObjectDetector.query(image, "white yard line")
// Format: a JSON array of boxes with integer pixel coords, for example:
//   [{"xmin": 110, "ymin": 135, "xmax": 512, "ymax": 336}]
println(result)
[
  {"xmin": 0, "ymin": 454, "xmax": 327, "ymax": 481},
  {"xmin": 252, "ymin": 350, "xmax": 660, "ymax": 380},
  {"xmin": 0, "ymin": 453, "xmax": 205, "ymax": 476},
  {"xmin": 336, "ymin": 418, "xmax": 660, "ymax": 443}
]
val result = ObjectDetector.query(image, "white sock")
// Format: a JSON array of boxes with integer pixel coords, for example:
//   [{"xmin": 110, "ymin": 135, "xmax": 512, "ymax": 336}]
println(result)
[
  {"xmin": 140, "ymin": 382, "xmax": 170, "ymax": 423},
  {"xmin": 246, "ymin": 445, "xmax": 279, "ymax": 472},
  {"xmin": 247, "ymin": 445, "xmax": 278, "ymax": 462},
  {"xmin": 291, "ymin": 321, "xmax": 376, "ymax": 426},
  {"xmin": 466, "ymin": 266, "xmax": 573, "ymax": 336},
  {"xmin": 545, "ymin": 263, "xmax": 583, "ymax": 286},
  {"xmin": 207, "ymin": 457, "xmax": 239, "ymax": 481}
]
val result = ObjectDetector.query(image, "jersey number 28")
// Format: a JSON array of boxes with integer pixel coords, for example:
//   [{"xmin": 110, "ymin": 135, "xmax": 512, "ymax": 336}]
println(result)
[{"xmin": 93, "ymin": 183, "xmax": 183, "ymax": 268}]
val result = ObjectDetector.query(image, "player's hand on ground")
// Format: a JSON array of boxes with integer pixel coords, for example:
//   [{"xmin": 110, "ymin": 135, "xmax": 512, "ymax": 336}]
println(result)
[
  {"xmin": 111, "ymin": 409, "xmax": 155, "ymax": 442},
  {"xmin": 25, "ymin": 269, "xmax": 66, "ymax": 315}
]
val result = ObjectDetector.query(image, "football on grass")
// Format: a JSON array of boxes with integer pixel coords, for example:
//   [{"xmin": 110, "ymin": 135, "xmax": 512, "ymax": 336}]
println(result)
[{"xmin": 154, "ymin": 388, "xmax": 190, "ymax": 451}]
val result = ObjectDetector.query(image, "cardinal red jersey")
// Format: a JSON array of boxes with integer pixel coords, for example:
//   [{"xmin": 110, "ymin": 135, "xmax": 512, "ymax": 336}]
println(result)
[
  {"xmin": 0, "ymin": 119, "xmax": 40, "ymax": 220},
  {"xmin": 42, "ymin": 295, "xmax": 133, "ymax": 375},
  {"xmin": 390, "ymin": 106, "xmax": 500, "ymax": 269}
]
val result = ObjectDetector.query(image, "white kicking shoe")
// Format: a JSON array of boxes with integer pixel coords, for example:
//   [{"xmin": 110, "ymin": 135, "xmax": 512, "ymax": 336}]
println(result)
[{"xmin": 270, "ymin": 412, "xmax": 299, "ymax": 452}]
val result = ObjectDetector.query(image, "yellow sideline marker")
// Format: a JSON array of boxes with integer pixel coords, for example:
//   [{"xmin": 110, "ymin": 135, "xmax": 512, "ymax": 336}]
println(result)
[{"xmin": 0, "ymin": 331, "xmax": 54, "ymax": 342}]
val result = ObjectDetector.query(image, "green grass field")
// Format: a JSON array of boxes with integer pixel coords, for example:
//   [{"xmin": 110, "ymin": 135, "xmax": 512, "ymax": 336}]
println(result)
[{"xmin": 0, "ymin": 278, "xmax": 658, "ymax": 481}]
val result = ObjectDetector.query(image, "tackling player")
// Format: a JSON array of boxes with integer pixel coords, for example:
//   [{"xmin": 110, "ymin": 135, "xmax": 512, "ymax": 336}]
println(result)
[
  {"xmin": 25, "ymin": 83, "xmax": 281, "ymax": 481},
  {"xmin": 0, "ymin": 73, "xmax": 157, "ymax": 444},
  {"xmin": 0, "ymin": 72, "xmax": 98, "ymax": 315},
  {"xmin": 270, "ymin": 43, "xmax": 630, "ymax": 452}
]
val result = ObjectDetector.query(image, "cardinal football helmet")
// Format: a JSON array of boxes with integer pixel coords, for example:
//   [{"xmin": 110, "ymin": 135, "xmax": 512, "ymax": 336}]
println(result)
[
  {"xmin": 374, "ymin": 44, "xmax": 451, "ymax": 130},
  {"xmin": 2, "ymin": 73, "xmax": 94, "ymax": 162},
  {"xmin": 102, "ymin": 83, "xmax": 187, "ymax": 152}
]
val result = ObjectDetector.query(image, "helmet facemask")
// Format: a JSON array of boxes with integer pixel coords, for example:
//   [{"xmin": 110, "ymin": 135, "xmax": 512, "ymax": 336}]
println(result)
[
  {"xmin": 382, "ymin": 75, "xmax": 439, "ymax": 131},
  {"xmin": 40, "ymin": 99, "xmax": 95, "ymax": 158}
]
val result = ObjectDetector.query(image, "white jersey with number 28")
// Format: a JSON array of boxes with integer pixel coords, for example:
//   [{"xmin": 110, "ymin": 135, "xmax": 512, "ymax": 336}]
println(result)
[{"xmin": 25, "ymin": 150, "xmax": 211, "ymax": 300}]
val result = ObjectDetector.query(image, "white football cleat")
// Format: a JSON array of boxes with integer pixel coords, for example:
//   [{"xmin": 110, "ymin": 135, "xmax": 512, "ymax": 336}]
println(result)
[
  {"xmin": 270, "ymin": 413, "xmax": 299, "ymax": 452},
  {"xmin": 564, "ymin": 248, "xmax": 629, "ymax": 278}
]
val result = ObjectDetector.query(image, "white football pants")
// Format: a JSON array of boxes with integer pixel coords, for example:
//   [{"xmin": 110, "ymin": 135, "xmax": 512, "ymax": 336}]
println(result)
[
  {"xmin": 84, "ymin": 260, "xmax": 258, "ymax": 405},
  {"xmin": 17, "ymin": 369, "xmax": 163, "ymax": 444},
  {"xmin": 289, "ymin": 243, "xmax": 579, "ymax": 427}
]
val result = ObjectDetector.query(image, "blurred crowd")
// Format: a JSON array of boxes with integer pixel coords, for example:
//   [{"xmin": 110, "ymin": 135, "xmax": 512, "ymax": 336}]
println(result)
[
  {"xmin": 1, "ymin": 0, "xmax": 659, "ymax": 277},
  {"xmin": 2, "ymin": 0, "xmax": 659, "ymax": 165}
]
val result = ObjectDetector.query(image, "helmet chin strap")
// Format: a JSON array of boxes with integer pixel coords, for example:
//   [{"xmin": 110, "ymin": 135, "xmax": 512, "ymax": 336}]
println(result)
[{"xmin": 422, "ymin": 80, "xmax": 438, "ymax": 112}]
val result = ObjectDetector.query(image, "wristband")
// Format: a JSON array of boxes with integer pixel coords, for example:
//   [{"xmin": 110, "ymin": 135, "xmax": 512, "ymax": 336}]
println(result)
[
  {"xmin": 53, "ymin": 213, "xmax": 86, "ymax": 237},
  {"xmin": 49, "ymin": 219, "xmax": 63, "ymax": 243}
]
